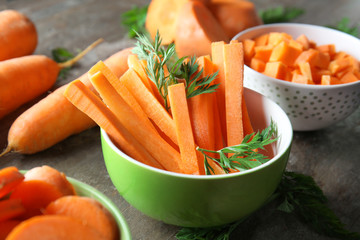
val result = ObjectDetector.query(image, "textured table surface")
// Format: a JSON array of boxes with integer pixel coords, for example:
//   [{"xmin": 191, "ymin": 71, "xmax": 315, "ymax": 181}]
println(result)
[{"xmin": 0, "ymin": 0, "xmax": 359, "ymax": 239}]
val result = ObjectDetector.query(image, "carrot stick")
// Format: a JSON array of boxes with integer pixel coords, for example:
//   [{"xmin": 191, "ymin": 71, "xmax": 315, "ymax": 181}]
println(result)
[
  {"xmin": 242, "ymin": 95, "xmax": 254, "ymax": 136},
  {"xmin": 0, "ymin": 48, "xmax": 132, "ymax": 156},
  {"xmin": 89, "ymin": 71, "xmax": 181, "ymax": 172},
  {"xmin": 6, "ymin": 215, "xmax": 104, "ymax": 240},
  {"xmin": 224, "ymin": 41, "xmax": 244, "ymax": 146},
  {"xmin": 175, "ymin": 1, "xmax": 229, "ymax": 57},
  {"xmin": 187, "ymin": 56, "xmax": 216, "ymax": 174},
  {"xmin": 24, "ymin": 165, "xmax": 76, "ymax": 196},
  {"xmin": 0, "ymin": 199, "xmax": 25, "ymax": 222},
  {"xmin": 0, "ymin": 10, "xmax": 37, "ymax": 61},
  {"xmin": 168, "ymin": 83, "xmax": 200, "ymax": 175},
  {"xmin": 63, "ymin": 80, "xmax": 163, "ymax": 169},
  {"xmin": 211, "ymin": 41, "xmax": 227, "ymax": 145},
  {"xmin": 88, "ymin": 60, "xmax": 154, "ymax": 133},
  {"xmin": 120, "ymin": 69, "xmax": 178, "ymax": 146},
  {"xmin": 9, "ymin": 180, "xmax": 64, "ymax": 219},
  {"xmin": 0, "ymin": 39, "xmax": 103, "ymax": 120},
  {"xmin": 0, "ymin": 167, "xmax": 24, "ymax": 199},
  {"xmin": 44, "ymin": 196, "xmax": 118, "ymax": 240}
]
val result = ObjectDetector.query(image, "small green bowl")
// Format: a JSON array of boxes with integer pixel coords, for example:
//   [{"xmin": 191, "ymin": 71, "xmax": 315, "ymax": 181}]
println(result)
[{"xmin": 101, "ymin": 88, "xmax": 293, "ymax": 228}]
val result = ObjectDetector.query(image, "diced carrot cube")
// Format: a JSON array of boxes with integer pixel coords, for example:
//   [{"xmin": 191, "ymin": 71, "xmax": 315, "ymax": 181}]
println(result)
[
  {"xmin": 243, "ymin": 39, "xmax": 255, "ymax": 64},
  {"xmin": 269, "ymin": 41, "xmax": 302, "ymax": 66},
  {"xmin": 313, "ymin": 68, "xmax": 331, "ymax": 83},
  {"xmin": 267, "ymin": 32, "xmax": 292, "ymax": 46},
  {"xmin": 250, "ymin": 58, "xmax": 265, "ymax": 72},
  {"xmin": 316, "ymin": 44, "xmax": 336, "ymax": 57},
  {"xmin": 321, "ymin": 75, "xmax": 331, "ymax": 85},
  {"xmin": 263, "ymin": 61, "xmax": 288, "ymax": 80},
  {"xmin": 289, "ymin": 39, "xmax": 304, "ymax": 51},
  {"xmin": 333, "ymin": 51, "xmax": 349, "ymax": 60},
  {"xmin": 340, "ymin": 71, "xmax": 358, "ymax": 84},
  {"xmin": 253, "ymin": 45, "xmax": 273, "ymax": 62},
  {"xmin": 298, "ymin": 62, "xmax": 313, "ymax": 81},
  {"xmin": 254, "ymin": 33, "xmax": 269, "ymax": 46},
  {"xmin": 291, "ymin": 72, "xmax": 314, "ymax": 84},
  {"xmin": 296, "ymin": 34, "xmax": 310, "ymax": 50},
  {"xmin": 294, "ymin": 49, "xmax": 319, "ymax": 67},
  {"xmin": 314, "ymin": 52, "xmax": 330, "ymax": 69},
  {"xmin": 329, "ymin": 58, "xmax": 352, "ymax": 75}
]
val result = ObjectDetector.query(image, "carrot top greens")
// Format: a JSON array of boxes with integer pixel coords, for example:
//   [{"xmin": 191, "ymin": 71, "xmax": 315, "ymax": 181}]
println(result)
[{"xmin": 132, "ymin": 31, "xmax": 218, "ymax": 110}]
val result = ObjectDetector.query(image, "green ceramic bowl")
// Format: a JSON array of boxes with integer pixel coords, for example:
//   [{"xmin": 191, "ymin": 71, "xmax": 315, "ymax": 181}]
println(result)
[
  {"xmin": 101, "ymin": 88, "xmax": 293, "ymax": 228},
  {"xmin": 69, "ymin": 177, "xmax": 132, "ymax": 240}
]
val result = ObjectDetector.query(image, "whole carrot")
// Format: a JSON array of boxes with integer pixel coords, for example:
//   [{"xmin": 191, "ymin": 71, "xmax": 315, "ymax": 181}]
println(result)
[
  {"xmin": 0, "ymin": 48, "xmax": 132, "ymax": 156},
  {"xmin": 0, "ymin": 10, "xmax": 37, "ymax": 61},
  {"xmin": 0, "ymin": 39, "xmax": 103, "ymax": 120}
]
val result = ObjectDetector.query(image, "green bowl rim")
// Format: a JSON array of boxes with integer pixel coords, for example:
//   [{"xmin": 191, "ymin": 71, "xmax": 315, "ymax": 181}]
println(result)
[
  {"xmin": 20, "ymin": 170, "xmax": 132, "ymax": 240},
  {"xmin": 101, "ymin": 88, "xmax": 293, "ymax": 180}
]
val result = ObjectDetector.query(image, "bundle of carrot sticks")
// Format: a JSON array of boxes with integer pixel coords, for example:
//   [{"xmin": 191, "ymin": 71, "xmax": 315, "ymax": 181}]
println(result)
[{"xmin": 64, "ymin": 39, "xmax": 254, "ymax": 175}]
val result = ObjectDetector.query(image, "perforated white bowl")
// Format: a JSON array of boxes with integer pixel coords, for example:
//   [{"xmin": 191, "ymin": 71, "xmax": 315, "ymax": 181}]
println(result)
[{"xmin": 233, "ymin": 23, "xmax": 360, "ymax": 131}]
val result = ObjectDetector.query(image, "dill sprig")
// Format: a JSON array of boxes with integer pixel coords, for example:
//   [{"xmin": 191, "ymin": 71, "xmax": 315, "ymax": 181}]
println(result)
[
  {"xmin": 176, "ymin": 171, "xmax": 360, "ymax": 240},
  {"xmin": 177, "ymin": 56, "xmax": 219, "ymax": 99},
  {"xmin": 132, "ymin": 32, "xmax": 218, "ymax": 110},
  {"xmin": 259, "ymin": 6, "xmax": 305, "ymax": 24},
  {"xmin": 326, "ymin": 17, "xmax": 359, "ymax": 38},
  {"xmin": 197, "ymin": 120, "xmax": 278, "ymax": 175},
  {"xmin": 120, "ymin": 5, "xmax": 148, "ymax": 38}
]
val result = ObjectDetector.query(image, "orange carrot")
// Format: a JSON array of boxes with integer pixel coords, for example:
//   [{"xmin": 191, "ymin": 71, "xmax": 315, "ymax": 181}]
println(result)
[
  {"xmin": 89, "ymin": 71, "xmax": 181, "ymax": 172},
  {"xmin": 120, "ymin": 69, "xmax": 178, "ymax": 146},
  {"xmin": 0, "ymin": 220, "xmax": 20, "ymax": 240},
  {"xmin": 263, "ymin": 61, "xmax": 288, "ymax": 80},
  {"xmin": 0, "ymin": 10, "xmax": 37, "ymax": 61},
  {"xmin": 175, "ymin": 1, "xmax": 229, "ymax": 57},
  {"xmin": 44, "ymin": 196, "xmax": 118, "ymax": 240},
  {"xmin": 63, "ymin": 80, "xmax": 163, "ymax": 169},
  {"xmin": 211, "ymin": 41, "xmax": 227, "ymax": 145},
  {"xmin": 0, "ymin": 167, "xmax": 24, "ymax": 199},
  {"xmin": 269, "ymin": 41, "xmax": 302, "ymax": 66},
  {"xmin": 0, "ymin": 47, "xmax": 132, "ymax": 156},
  {"xmin": 168, "ymin": 83, "xmax": 200, "ymax": 175},
  {"xmin": 0, "ymin": 199, "xmax": 25, "ymax": 221},
  {"xmin": 88, "ymin": 60, "xmax": 153, "ymax": 132},
  {"xmin": 9, "ymin": 180, "xmax": 64, "ymax": 219},
  {"xmin": 6, "ymin": 215, "xmax": 104, "ymax": 240},
  {"xmin": 208, "ymin": 0, "xmax": 262, "ymax": 39},
  {"xmin": 223, "ymin": 41, "xmax": 244, "ymax": 146},
  {"xmin": 24, "ymin": 165, "xmax": 76, "ymax": 196},
  {"xmin": 242, "ymin": 95, "xmax": 254, "ymax": 136},
  {"xmin": 187, "ymin": 56, "xmax": 216, "ymax": 174},
  {"xmin": 0, "ymin": 39, "xmax": 103, "ymax": 120},
  {"xmin": 145, "ymin": 0, "xmax": 189, "ymax": 45}
]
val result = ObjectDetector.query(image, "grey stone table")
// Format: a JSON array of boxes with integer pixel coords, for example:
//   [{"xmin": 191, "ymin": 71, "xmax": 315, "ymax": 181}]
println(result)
[{"xmin": 0, "ymin": 0, "xmax": 359, "ymax": 239}]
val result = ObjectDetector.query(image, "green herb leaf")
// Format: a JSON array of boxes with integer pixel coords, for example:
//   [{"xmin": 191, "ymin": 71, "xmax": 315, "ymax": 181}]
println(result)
[
  {"xmin": 176, "ymin": 220, "xmax": 243, "ymax": 240},
  {"xmin": 277, "ymin": 171, "xmax": 360, "ymax": 240},
  {"xmin": 326, "ymin": 17, "xmax": 359, "ymax": 38},
  {"xmin": 132, "ymin": 31, "xmax": 218, "ymax": 110},
  {"xmin": 51, "ymin": 47, "xmax": 75, "ymax": 79},
  {"xmin": 121, "ymin": 5, "xmax": 148, "ymax": 38},
  {"xmin": 197, "ymin": 120, "xmax": 278, "ymax": 174},
  {"xmin": 259, "ymin": 6, "xmax": 305, "ymax": 24},
  {"xmin": 176, "ymin": 56, "xmax": 219, "ymax": 99}
]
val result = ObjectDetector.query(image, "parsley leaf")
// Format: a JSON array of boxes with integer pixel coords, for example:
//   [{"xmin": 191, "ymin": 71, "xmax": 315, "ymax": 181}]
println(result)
[{"xmin": 259, "ymin": 6, "xmax": 305, "ymax": 24}]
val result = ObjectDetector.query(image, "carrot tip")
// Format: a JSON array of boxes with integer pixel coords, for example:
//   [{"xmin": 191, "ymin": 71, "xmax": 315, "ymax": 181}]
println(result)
[{"xmin": 0, "ymin": 145, "xmax": 12, "ymax": 158}]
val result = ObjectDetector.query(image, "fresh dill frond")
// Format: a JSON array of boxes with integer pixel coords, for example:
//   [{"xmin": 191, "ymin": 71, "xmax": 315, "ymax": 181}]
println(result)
[
  {"xmin": 197, "ymin": 120, "xmax": 278, "ymax": 175},
  {"xmin": 326, "ymin": 17, "xmax": 359, "ymax": 37},
  {"xmin": 132, "ymin": 31, "xmax": 218, "ymax": 110},
  {"xmin": 259, "ymin": 6, "xmax": 305, "ymax": 24},
  {"xmin": 121, "ymin": 5, "xmax": 148, "ymax": 38}
]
